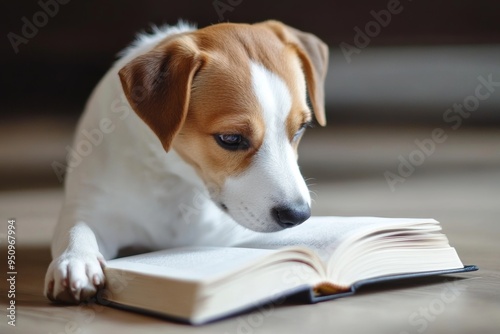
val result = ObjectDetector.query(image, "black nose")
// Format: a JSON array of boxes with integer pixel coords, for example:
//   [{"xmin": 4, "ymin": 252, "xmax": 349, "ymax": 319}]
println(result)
[{"xmin": 272, "ymin": 203, "xmax": 311, "ymax": 228}]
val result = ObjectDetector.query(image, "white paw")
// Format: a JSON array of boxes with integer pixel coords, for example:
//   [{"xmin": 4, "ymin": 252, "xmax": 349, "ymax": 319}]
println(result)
[{"xmin": 44, "ymin": 251, "xmax": 106, "ymax": 303}]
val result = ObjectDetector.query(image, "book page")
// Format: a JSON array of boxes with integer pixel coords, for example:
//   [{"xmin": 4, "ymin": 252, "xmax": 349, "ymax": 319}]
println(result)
[
  {"xmin": 107, "ymin": 247, "xmax": 280, "ymax": 281},
  {"xmin": 235, "ymin": 216, "xmax": 438, "ymax": 262}
]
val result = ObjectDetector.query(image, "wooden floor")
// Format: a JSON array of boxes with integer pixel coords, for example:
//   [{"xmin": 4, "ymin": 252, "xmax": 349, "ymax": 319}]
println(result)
[{"xmin": 1, "ymin": 121, "xmax": 499, "ymax": 333}]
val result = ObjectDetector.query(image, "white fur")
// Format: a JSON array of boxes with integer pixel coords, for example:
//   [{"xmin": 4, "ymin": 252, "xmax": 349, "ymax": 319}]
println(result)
[
  {"xmin": 221, "ymin": 62, "xmax": 311, "ymax": 232},
  {"xmin": 45, "ymin": 23, "xmax": 311, "ymax": 302}
]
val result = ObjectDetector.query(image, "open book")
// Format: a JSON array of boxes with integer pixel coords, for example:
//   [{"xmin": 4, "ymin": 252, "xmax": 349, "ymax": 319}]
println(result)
[{"xmin": 102, "ymin": 216, "xmax": 477, "ymax": 324}]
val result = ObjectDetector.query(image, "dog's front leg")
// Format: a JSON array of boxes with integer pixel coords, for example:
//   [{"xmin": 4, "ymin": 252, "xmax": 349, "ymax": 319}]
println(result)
[{"xmin": 44, "ymin": 221, "xmax": 106, "ymax": 303}]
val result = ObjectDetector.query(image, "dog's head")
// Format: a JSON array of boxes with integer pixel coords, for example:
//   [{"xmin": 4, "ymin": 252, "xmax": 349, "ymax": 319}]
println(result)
[{"xmin": 119, "ymin": 21, "xmax": 328, "ymax": 232}]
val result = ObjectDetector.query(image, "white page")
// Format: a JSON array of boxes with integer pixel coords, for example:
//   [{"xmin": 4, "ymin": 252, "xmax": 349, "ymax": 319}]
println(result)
[
  {"xmin": 235, "ymin": 216, "xmax": 438, "ymax": 261},
  {"xmin": 106, "ymin": 246, "xmax": 280, "ymax": 281}
]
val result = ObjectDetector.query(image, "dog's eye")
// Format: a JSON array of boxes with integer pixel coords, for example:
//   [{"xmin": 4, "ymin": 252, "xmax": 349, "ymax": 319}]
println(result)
[
  {"xmin": 292, "ymin": 122, "xmax": 311, "ymax": 142},
  {"xmin": 214, "ymin": 134, "xmax": 250, "ymax": 151}
]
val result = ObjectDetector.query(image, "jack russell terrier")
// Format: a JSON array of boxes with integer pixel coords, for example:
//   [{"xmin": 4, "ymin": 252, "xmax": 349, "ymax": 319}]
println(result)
[{"xmin": 45, "ymin": 20, "xmax": 328, "ymax": 303}]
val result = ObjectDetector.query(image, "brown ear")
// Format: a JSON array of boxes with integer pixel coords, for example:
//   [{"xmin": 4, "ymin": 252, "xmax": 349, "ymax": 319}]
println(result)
[
  {"xmin": 257, "ymin": 20, "xmax": 329, "ymax": 126},
  {"xmin": 118, "ymin": 35, "xmax": 204, "ymax": 151}
]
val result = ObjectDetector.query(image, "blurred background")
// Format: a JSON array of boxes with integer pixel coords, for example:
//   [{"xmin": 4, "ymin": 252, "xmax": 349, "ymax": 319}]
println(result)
[
  {"xmin": 1, "ymin": 0, "xmax": 500, "ymax": 248},
  {"xmin": 1, "ymin": 2, "xmax": 500, "ymax": 333}
]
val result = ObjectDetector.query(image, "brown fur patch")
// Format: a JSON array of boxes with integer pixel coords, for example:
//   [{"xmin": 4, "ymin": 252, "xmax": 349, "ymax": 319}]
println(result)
[
  {"xmin": 120, "ymin": 21, "xmax": 326, "ymax": 192},
  {"xmin": 172, "ymin": 23, "xmax": 312, "ymax": 190}
]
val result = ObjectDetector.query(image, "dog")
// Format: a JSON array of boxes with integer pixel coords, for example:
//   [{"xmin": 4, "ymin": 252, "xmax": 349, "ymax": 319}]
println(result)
[{"xmin": 44, "ymin": 20, "xmax": 328, "ymax": 303}]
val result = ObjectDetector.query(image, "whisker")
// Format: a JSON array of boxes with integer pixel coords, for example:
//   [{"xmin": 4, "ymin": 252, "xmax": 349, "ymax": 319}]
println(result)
[
  {"xmin": 304, "ymin": 177, "xmax": 316, "ymax": 182},
  {"xmin": 309, "ymin": 190, "xmax": 318, "ymax": 200}
]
